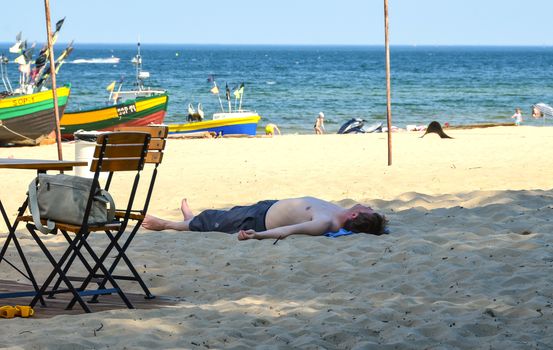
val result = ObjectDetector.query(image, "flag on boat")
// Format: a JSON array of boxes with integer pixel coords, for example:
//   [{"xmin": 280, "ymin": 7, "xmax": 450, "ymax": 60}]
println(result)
[
  {"xmin": 51, "ymin": 17, "xmax": 65, "ymax": 44},
  {"xmin": 23, "ymin": 43, "xmax": 35, "ymax": 62},
  {"xmin": 210, "ymin": 85, "xmax": 219, "ymax": 94},
  {"xmin": 233, "ymin": 83, "xmax": 244, "ymax": 98},
  {"xmin": 33, "ymin": 41, "xmax": 75, "ymax": 90},
  {"xmin": 55, "ymin": 41, "xmax": 74, "ymax": 74},
  {"xmin": 55, "ymin": 18, "xmax": 65, "ymax": 32},
  {"xmin": 18, "ymin": 63, "xmax": 31, "ymax": 74},
  {"xmin": 9, "ymin": 43, "xmax": 22, "ymax": 54},
  {"xmin": 14, "ymin": 54, "xmax": 26, "ymax": 65},
  {"xmin": 34, "ymin": 48, "xmax": 48, "ymax": 69},
  {"xmin": 9, "ymin": 32, "xmax": 23, "ymax": 53},
  {"xmin": 225, "ymin": 83, "xmax": 231, "ymax": 101},
  {"xmin": 14, "ymin": 42, "xmax": 33, "ymax": 65},
  {"xmin": 11, "ymin": 40, "xmax": 28, "ymax": 55},
  {"xmin": 106, "ymin": 81, "xmax": 116, "ymax": 92}
]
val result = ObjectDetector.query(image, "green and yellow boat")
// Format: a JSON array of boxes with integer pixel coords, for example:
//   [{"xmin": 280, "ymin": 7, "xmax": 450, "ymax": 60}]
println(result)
[
  {"xmin": 61, "ymin": 42, "xmax": 168, "ymax": 139},
  {"xmin": 0, "ymin": 85, "xmax": 71, "ymax": 145},
  {"xmin": 61, "ymin": 93, "xmax": 168, "ymax": 139}
]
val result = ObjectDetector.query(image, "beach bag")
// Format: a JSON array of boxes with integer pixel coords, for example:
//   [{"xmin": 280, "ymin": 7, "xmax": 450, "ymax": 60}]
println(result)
[{"xmin": 28, "ymin": 174, "xmax": 115, "ymax": 234}]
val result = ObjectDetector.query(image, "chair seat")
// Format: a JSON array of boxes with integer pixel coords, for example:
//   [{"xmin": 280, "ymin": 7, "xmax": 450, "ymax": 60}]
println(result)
[
  {"xmin": 114, "ymin": 211, "xmax": 145, "ymax": 221},
  {"xmin": 17, "ymin": 215, "xmax": 121, "ymax": 233}
]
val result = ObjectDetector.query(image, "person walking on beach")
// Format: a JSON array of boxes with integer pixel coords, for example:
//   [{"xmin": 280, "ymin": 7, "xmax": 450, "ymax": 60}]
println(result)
[
  {"xmin": 142, "ymin": 196, "xmax": 388, "ymax": 240},
  {"xmin": 511, "ymin": 108, "xmax": 523, "ymax": 126},
  {"xmin": 265, "ymin": 123, "xmax": 281, "ymax": 136},
  {"xmin": 314, "ymin": 112, "xmax": 325, "ymax": 134}
]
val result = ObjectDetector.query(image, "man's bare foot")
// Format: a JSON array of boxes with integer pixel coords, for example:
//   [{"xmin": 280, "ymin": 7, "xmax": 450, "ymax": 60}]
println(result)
[
  {"xmin": 181, "ymin": 198, "xmax": 194, "ymax": 220},
  {"xmin": 142, "ymin": 215, "xmax": 169, "ymax": 231}
]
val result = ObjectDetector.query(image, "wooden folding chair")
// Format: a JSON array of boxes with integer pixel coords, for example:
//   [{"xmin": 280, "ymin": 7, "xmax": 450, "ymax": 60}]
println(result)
[
  {"xmin": 20, "ymin": 131, "xmax": 151, "ymax": 313},
  {"xmin": 47, "ymin": 126, "xmax": 168, "ymax": 304},
  {"xmin": 87, "ymin": 125, "xmax": 168, "ymax": 301}
]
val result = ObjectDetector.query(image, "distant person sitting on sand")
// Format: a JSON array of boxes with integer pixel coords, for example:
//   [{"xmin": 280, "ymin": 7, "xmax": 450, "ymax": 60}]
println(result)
[
  {"xmin": 532, "ymin": 105, "xmax": 544, "ymax": 118},
  {"xmin": 265, "ymin": 123, "xmax": 281, "ymax": 136},
  {"xmin": 314, "ymin": 112, "xmax": 325, "ymax": 134},
  {"xmin": 511, "ymin": 108, "xmax": 523, "ymax": 125},
  {"xmin": 142, "ymin": 196, "xmax": 388, "ymax": 240}
]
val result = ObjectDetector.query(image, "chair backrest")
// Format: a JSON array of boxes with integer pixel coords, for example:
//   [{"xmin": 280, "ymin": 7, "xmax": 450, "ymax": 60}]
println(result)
[
  {"xmin": 90, "ymin": 132, "xmax": 152, "ymax": 173},
  {"xmin": 79, "ymin": 132, "xmax": 151, "ymax": 230},
  {"xmin": 112, "ymin": 126, "xmax": 169, "ymax": 216},
  {"xmin": 114, "ymin": 125, "xmax": 168, "ymax": 166}
]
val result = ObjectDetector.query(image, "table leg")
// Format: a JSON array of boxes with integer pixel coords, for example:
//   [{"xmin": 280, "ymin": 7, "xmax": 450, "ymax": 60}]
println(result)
[{"xmin": 0, "ymin": 199, "xmax": 45, "ymax": 305}]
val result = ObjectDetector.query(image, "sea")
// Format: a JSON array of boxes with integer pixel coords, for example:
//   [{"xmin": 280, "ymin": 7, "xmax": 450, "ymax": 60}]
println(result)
[{"xmin": 2, "ymin": 43, "xmax": 553, "ymax": 134}]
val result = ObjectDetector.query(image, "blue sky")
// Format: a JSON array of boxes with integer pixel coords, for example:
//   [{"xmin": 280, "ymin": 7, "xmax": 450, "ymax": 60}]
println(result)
[{"xmin": 1, "ymin": 0, "xmax": 553, "ymax": 45}]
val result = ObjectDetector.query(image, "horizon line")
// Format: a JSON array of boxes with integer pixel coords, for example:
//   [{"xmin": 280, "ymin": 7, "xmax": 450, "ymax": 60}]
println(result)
[{"xmin": 1, "ymin": 42, "xmax": 553, "ymax": 47}]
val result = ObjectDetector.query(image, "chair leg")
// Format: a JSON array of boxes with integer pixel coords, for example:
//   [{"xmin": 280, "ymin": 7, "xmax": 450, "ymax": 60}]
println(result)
[
  {"xmin": 112, "ymin": 222, "xmax": 155, "ymax": 298},
  {"xmin": 27, "ymin": 224, "xmax": 91, "ymax": 313},
  {"xmin": 67, "ymin": 234, "xmax": 134, "ymax": 310},
  {"xmin": 91, "ymin": 224, "xmax": 154, "ymax": 302},
  {"xmin": 48, "ymin": 230, "xmax": 96, "ymax": 298}
]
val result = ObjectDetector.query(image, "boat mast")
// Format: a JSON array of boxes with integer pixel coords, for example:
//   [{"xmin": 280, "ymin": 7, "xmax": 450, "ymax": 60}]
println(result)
[
  {"xmin": 239, "ymin": 89, "xmax": 244, "ymax": 111},
  {"xmin": 0, "ymin": 55, "xmax": 13, "ymax": 93},
  {"xmin": 226, "ymin": 84, "xmax": 232, "ymax": 113},
  {"xmin": 44, "ymin": 0, "xmax": 63, "ymax": 161},
  {"xmin": 214, "ymin": 82, "xmax": 224, "ymax": 112},
  {"xmin": 134, "ymin": 41, "xmax": 143, "ymax": 91}
]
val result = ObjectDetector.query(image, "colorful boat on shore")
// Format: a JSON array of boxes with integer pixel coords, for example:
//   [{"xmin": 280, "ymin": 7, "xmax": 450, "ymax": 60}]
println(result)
[
  {"xmin": 169, "ymin": 110, "xmax": 260, "ymax": 136},
  {"xmin": 0, "ymin": 23, "xmax": 73, "ymax": 145},
  {"xmin": 0, "ymin": 85, "xmax": 71, "ymax": 145},
  {"xmin": 169, "ymin": 80, "xmax": 260, "ymax": 136},
  {"xmin": 61, "ymin": 42, "xmax": 168, "ymax": 139},
  {"xmin": 61, "ymin": 93, "xmax": 168, "ymax": 139}
]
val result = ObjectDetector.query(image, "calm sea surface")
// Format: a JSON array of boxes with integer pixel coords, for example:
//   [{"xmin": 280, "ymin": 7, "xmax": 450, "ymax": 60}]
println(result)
[{"xmin": 2, "ymin": 44, "xmax": 553, "ymax": 133}]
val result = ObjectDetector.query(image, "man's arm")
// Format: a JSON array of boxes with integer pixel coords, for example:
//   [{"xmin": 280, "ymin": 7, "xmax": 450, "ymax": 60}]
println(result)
[{"xmin": 238, "ymin": 218, "xmax": 333, "ymax": 241}]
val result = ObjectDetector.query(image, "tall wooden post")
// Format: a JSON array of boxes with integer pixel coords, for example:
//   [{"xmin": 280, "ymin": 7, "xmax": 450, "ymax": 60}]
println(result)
[
  {"xmin": 384, "ymin": 0, "xmax": 392, "ymax": 166},
  {"xmin": 44, "ymin": 0, "xmax": 63, "ymax": 160}
]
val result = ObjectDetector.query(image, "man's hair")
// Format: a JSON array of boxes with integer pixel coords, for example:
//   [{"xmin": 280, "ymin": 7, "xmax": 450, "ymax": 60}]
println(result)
[{"xmin": 343, "ymin": 212, "xmax": 388, "ymax": 236}]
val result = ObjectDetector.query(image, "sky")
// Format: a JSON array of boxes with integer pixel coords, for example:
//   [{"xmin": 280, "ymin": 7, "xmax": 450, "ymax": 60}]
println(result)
[{"xmin": 1, "ymin": 0, "xmax": 553, "ymax": 46}]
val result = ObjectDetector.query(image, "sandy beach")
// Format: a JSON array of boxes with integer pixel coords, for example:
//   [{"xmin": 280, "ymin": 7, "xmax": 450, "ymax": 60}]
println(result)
[{"xmin": 1, "ymin": 126, "xmax": 553, "ymax": 348}]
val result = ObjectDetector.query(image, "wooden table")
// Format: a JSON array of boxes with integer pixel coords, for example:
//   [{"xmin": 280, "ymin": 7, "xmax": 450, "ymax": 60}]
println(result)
[
  {"xmin": 0, "ymin": 158, "xmax": 87, "ymax": 300},
  {"xmin": 0, "ymin": 158, "xmax": 86, "ymax": 171}
]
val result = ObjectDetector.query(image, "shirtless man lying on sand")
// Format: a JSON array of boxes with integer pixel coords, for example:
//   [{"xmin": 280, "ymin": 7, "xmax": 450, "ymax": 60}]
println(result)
[{"xmin": 142, "ymin": 196, "xmax": 388, "ymax": 240}]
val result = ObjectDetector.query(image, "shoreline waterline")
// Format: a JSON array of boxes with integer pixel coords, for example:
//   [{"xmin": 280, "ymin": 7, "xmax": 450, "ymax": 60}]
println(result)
[{"xmin": 2, "ymin": 44, "xmax": 552, "ymax": 133}]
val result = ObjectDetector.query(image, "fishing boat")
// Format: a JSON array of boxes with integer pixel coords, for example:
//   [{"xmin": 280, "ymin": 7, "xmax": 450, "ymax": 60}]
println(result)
[
  {"xmin": 169, "ymin": 81, "xmax": 260, "ymax": 136},
  {"xmin": 169, "ymin": 111, "xmax": 260, "ymax": 136},
  {"xmin": 0, "ymin": 85, "xmax": 71, "ymax": 145},
  {"xmin": 0, "ymin": 23, "xmax": 73, "ymax": 145},
  {"xmin": 61, "ymin": 94, "xmax": 168, "ymax": 138},
  {"xmin": 61, "ymin": 42, "xmax": 168, "ymax": 139}
]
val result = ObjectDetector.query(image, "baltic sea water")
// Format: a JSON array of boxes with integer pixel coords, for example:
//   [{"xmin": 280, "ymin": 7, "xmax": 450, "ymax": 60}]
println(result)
[{"xmin": 2, "ymin": 44, "xmax": 553, "ymax": 133}]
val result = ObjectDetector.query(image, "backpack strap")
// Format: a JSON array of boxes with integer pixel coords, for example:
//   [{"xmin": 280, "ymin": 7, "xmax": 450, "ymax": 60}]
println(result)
[
  {"xmin": 27, "ymin": 178, "xmax": 56, "ymax": 235},
  {"xmin": 100, "ymin": 189, "xmax": 116, "ymax": 223}
]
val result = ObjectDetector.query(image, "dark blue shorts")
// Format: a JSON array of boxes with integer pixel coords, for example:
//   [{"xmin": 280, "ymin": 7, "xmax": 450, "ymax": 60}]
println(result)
[{"xmin": 188, "ymin": 200, "xmax": 278, "ymax": 233}]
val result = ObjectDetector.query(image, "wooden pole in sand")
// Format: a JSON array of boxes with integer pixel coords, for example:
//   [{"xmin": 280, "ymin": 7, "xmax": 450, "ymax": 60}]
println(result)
[
  {"xmin": 44, "ymin": 0, "xmax": 63, "ymax": 160},
  {"xmin": 384, "ymin": 0, "xmax": 392, "ymax": 165}
]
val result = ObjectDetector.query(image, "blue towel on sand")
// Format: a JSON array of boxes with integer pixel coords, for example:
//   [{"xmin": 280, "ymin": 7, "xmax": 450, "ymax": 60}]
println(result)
[
  {"xmin": 324, "ymin": 228, "xmax": 390, "ymax": 238},
  {"xmin": 324, "ymin": 229, "xmax": 356, "ymax": 238}
]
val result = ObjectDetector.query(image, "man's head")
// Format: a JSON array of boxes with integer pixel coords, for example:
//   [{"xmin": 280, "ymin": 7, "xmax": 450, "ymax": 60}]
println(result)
[{"xmin": 343, "ymin": 205, "xmax": 388, "ymax": 236}]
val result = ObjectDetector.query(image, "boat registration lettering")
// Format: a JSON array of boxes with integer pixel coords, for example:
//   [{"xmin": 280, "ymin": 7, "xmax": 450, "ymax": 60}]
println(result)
[
  {"xmin": 116, "ymin": 103, "xmax": 137, "ymax": 117},
  {"xmin": 11, "ymin": 96, "xmax": 35, "ymax": 106}
]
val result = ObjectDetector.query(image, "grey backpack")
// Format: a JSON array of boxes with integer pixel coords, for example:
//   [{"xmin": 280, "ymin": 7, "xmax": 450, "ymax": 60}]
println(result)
[{"xmin": 28, "ymin": 174, "xmax": 115, "ymax": 234}]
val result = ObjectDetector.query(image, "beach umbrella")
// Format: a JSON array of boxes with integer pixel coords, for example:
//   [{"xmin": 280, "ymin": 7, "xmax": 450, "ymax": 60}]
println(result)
[
  {"xmin": 384, "ymin": 0, "xmax": 392, "ymax": 165},
  {"xmin": 43, "ymin": 0, "xmax": 63, "ymax": 160}
]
